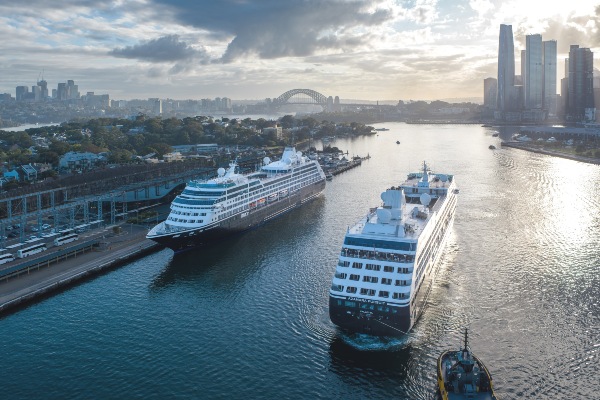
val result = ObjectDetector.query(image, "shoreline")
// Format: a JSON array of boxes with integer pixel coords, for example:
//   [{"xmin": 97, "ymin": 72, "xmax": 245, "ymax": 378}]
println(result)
[
  {"xmin": 500, "ymin": 141, "xmax": 600, "ymax": 165},
  {"xmin": 0, "ymin": 227, "xmax": 164, "ymax": 317}
]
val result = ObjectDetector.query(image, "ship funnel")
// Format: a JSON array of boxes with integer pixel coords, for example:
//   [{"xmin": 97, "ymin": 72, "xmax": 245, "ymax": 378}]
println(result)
[{"xmin": 381, "ymin": 189, "xmax": 402, "ymax": 208}]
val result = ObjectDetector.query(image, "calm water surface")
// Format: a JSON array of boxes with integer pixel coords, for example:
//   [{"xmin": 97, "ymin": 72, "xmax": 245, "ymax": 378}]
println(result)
[{"xmin": 1, "ymin": 123, "xmax": 598, "ymax": 399}]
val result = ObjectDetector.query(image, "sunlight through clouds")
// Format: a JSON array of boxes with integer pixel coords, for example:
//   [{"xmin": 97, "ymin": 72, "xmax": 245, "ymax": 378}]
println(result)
[{"xmin": 0, "ymin": 0, "xmax": 598, "ymax": 101}]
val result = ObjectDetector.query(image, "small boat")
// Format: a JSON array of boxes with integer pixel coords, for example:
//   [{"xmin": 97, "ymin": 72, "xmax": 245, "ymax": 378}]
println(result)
[
  {"xmin": 488, "ymin": 145, "xmax": 496, "ymax": 150},
  {"xmin": 437, "ymin": 329, "xmax": 498, "ymax": 399},
  {"xmin": 492, "ymin": 133, "xmax": 498, "ymax": 137},
  {"xmin": 396, "ymin": 140, "xmax": 401, "ymax": 144}
]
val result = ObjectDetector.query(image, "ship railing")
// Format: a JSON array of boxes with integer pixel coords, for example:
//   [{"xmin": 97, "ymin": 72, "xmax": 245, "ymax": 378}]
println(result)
[
  {"xmin": 161, "ymin": 224, "xmax": 188, "ymax": 234},
  {"xmin": 340, "ymin": 248, "xmax": 415, "ymax": 263}
]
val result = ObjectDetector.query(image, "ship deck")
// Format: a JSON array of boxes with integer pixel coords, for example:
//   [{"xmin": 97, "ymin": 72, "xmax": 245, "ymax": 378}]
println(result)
[{"xmin": 348, "ymin": 193, "xmax": 447, "ymax": 240}]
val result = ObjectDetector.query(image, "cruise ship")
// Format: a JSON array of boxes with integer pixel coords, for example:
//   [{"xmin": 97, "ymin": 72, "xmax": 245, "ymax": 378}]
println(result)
[
  {"xmin": 329, "ymin": 162, "xmax": 458, "ymax": 336},
  {"xmin": 147, "ymin": 147, "xmax": 326, "ymax": 251}
]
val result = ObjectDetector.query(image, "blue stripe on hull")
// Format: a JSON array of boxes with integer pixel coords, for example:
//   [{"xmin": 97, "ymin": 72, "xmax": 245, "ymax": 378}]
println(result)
[{"xmin": 328, "ymin": 296, "xmax": 412, "ymax": 336}]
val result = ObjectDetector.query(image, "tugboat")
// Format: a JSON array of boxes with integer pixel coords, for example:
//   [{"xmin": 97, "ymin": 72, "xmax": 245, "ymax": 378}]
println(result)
[{"xmin": 437, "ymin": 329, "xmax": 498, "ymax": 399}]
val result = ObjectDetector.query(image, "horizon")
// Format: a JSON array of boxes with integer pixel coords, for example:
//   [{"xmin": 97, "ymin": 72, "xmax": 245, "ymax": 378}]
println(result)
[{"xmin": 1, "ymin": 1, "xmax": 599, "ymax": 101}]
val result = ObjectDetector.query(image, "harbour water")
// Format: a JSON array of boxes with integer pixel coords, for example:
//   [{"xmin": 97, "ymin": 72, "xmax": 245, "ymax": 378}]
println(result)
[{"xmin": 1, "ymin": 123, "xmax": 599, "ymax": 399}]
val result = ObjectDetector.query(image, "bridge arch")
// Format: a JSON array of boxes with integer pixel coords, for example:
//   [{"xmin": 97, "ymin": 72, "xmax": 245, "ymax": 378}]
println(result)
[{"xmin": 274, "ymin": 89, "xmax": 328, "ymax": 107}]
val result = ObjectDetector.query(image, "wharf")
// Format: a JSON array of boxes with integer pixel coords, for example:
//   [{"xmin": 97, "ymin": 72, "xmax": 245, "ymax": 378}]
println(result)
[
  {"xmin": 0, "ymin": 226, "xmax": 164, "ymax": 316},
  {"xmin": 322, "ymin": 156, "xmax": 368, "ymax": 177}
]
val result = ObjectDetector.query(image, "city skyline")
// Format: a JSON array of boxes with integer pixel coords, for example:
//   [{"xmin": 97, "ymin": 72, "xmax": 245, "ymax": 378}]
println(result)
[{"xmin": 1, "ymin": 1, "xmax": 599, "ymax": 101}]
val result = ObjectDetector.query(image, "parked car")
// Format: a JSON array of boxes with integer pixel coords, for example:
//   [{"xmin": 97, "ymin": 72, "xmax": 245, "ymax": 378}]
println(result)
[
  {"xmin": 30, "ymin": 226, "xmax": 39, "ymax": 232},
  {"xmin": 41, "ymin": 224, "xmax": 51, "ymax": 230},
  {"xmin": 8, "ymin": 232, "xmax": 17, "ymax": 238}
]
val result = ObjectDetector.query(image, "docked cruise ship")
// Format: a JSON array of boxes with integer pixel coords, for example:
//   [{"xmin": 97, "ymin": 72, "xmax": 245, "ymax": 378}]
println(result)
[
  {"xmin": 147, "ymin": 147, "xmax": 326, "ymax": 251},
  {"xmin": 329, "ymin": 162, "xmax": 458, "ymax": 336}
]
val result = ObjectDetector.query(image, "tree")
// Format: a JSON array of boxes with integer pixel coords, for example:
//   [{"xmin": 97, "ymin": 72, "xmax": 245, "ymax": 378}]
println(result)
[
  {"xmin": 49, "ymin": 140, "xmax": 72, "ymax": 156},
  {"xmin": 36, "ymin": 149, "xmax": 60, "ymax": 166},
  {"xmin": 108, "ymin": 149, "xmax": 133, "ymax": 164},
  {"xmin": 300, "ymin": 117, "xmax": 318, "ymax": 129},
  {"xmin": 153, "ymin": 143, "xmax": 173, "ymax": 158},
  {"xmin": 11, "ymin": 132, "xmax": 34, "ymax": 148},
  {"xmin": 280, "ymin": 115, "xmax": 295, "ymax": 129},
  {"xmin": 145, "ymin": 117, "xmax": 163, "ymax": 135}
]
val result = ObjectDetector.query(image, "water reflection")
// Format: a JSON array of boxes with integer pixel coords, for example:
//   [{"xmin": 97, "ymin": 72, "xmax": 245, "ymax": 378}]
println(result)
[{"xmin": 150, "ymin": 235, "xmax": 259, "ymax": 291}]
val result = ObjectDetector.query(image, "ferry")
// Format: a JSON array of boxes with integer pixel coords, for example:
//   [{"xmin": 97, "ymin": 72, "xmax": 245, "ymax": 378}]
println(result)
[
  {"xmin": 329, "ymin": 161, "xmax": 457, "ymax": 336},
  {"xmin": 147, "ymin": 147, "xmax": 326, "ymax": 251},
  {"xmin": 437, "ymin": 329, "xmax": 498, "ymax": 399}
]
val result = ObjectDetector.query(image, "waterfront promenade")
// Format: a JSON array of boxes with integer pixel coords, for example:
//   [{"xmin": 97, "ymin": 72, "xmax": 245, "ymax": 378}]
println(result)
[
  {"xmin": 0, "ymin": 225, "xmax": 163, "ymax": 315},
  {"xmin": 501, "ymin": 141, "xmax": 600, "ymax": 165}
]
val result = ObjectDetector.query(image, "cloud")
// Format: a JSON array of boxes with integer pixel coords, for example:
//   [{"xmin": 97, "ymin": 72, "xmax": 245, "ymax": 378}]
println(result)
[
  {"xmin": 400, "ymin": 0, "xmax": 439, "ymax": 25},
  {"xmin": 151, "ymin": 0, "xmax": 395, "ymax": 62},
  {"xmin": 534, "ymin": 7, "xmax": 600, "ymax": 52},
  {"xmin": 110, "ymin": 34, "xmax": 209, "ymax": 63}
]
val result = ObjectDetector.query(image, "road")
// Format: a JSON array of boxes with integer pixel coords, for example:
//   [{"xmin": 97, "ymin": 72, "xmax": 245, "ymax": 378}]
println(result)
[{"xmin": 0, "ymin": 224, "xmax": 163, "ymax": 314}]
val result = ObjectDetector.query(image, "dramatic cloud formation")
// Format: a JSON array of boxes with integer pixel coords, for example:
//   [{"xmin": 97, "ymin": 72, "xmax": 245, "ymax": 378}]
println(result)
[
  {"xmin": 110, "ymin": 35, "xmax": 209, "ymax": 63},
  {"xmin": 152, "ymin": 0, "xmax": 394, "ymax": 62},
  {"xmin": 0, "ymin": 0, "xmax": 599, "ymax": 101}
]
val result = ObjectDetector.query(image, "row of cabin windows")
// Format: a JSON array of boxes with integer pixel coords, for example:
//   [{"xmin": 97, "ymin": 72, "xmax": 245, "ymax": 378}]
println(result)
[
  {"xmin": 335, "ymin": 273, "xmax": 410, "ymax": 286},
  {"xmin": 171, "ymin": 210, "xmax": 207, "ymax": 217},
  {"xmin": 171, "ymin": 203, "xmax": 211, "ymax": 212},
  {"xmin": 343, "ymin": 261, "xmax": 411, "ymax": 274},
  {"xmin": 247, "ymin": 175, "xmax": 315, "ymax": 203},
  {"xmin": 168, "ymin": 217, "xmax": 204, "ymax": 223},
  {"xmin": 341, "ymin": 247, "xmax": 416, "ymax": 262},
  {"xmin": 331, "ymin": 285, "xmax": 408, "ymax": 299}
]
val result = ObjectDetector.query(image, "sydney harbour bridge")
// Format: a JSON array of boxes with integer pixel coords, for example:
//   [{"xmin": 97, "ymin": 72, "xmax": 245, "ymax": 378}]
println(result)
[{"xmin": 267, "ymin": 88, "xmax": 388, "ymax": 112}]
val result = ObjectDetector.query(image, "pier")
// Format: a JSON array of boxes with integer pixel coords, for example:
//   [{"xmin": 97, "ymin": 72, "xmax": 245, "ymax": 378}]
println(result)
[
  {"xmin": 320, "ymin": 155, "xmax": 368, "ymax": 177},
  {"xmin": 0, "ymin": 224, "xmax": 162, "ymax": 316}
]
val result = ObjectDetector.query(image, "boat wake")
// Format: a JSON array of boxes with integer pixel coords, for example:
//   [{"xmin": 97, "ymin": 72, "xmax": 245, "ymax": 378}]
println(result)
[{"xmin": 339, "ymin": 331, "xmax": 411, "ymax": 351}]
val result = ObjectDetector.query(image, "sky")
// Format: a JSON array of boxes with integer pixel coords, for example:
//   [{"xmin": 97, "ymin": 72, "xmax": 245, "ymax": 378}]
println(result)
[{"xmin": 1, "ymin": 0, "xmax": 599, "ymax": 102}]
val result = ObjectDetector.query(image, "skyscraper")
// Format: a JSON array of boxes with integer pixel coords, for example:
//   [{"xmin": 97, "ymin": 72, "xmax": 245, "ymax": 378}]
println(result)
[
  {"xmin": 567, "ymin": 45, "xmax": 594, "ymax": 121},
  {"xmin": 524, "ymin": 34, "xmax": 543, "ymax": 109},
  {"xmin": 37, "ymin": 79, "xmax": 48, "ymax": 100},
  {"xmin": 57, "ymin": 83, "xmax": 67, "ymax": 100},
  {"xmin": 497, "ymin": 24, "xmax": 516, "ymax": 112},
  {"xmin": 542, "ymin": 40, "xmax": 557, "ymax": 114},
  {"xmin": 15, "ymin": 86, "xmax": 28, "ymax": 101},
  {"xmin": 484, "ymin": 78, "xmax": 497, "ymax": 108}
]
